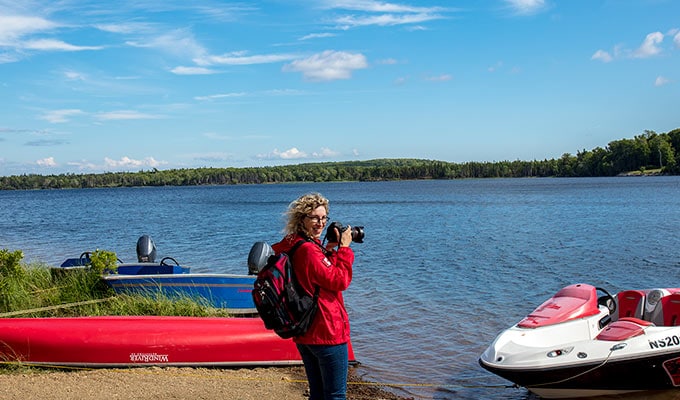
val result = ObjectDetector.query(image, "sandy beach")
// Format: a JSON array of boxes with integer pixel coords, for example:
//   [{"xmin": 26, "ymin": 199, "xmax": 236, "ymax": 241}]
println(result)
[{"xmin": 0, "ymin": 366, "xmax": 412, "ymax": 400}]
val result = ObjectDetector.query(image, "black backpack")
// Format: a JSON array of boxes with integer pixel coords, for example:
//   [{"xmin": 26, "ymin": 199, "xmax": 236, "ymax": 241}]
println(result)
[{"xmin": 252, "ymin": 240, "xmax": 320, "ymax": 339}]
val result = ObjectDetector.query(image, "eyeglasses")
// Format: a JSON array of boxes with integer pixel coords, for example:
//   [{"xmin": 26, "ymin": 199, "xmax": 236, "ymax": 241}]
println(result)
[{"xmin": 305, "ymin": 215, "xmax": 328, "ymax": 224}]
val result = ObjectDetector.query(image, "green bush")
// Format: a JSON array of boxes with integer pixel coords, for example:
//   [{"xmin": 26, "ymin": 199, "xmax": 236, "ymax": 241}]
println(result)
[
  {"xmin": 0, "ymin": 249, "xmax": 25, "ymax": 279},
  {"xmin": 89, "ymin": 249, "xmax": 118, "ymax": 274}
]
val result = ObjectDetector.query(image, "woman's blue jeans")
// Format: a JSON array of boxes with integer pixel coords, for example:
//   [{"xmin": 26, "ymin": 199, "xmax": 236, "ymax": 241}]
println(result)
[{"xmin": 296, "ymin": 343, "xmax": 348, "ymax": 400}]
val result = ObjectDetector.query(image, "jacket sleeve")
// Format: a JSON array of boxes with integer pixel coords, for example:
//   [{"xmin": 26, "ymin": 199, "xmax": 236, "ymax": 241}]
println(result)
[{"xmin": 295, "ymin": 242, "xmax": 354, "ymax": 292}]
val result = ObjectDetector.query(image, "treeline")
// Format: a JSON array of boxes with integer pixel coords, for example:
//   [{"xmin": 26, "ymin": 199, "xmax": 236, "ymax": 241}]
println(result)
[{"xmin": 1, "ymin": 128, "xmax": 679, "ymax": 190}]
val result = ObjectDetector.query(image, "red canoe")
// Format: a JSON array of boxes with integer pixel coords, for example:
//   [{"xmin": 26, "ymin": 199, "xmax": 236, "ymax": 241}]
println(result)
[{"xmin": 0, "ymin": 316, "xmax": 356, "ymax": 367}]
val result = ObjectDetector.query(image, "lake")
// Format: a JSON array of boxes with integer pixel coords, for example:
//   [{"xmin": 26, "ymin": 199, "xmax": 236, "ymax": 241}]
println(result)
[{"xmin": 2, "ymin": 177, "xmax": 680, "ymax": 399}]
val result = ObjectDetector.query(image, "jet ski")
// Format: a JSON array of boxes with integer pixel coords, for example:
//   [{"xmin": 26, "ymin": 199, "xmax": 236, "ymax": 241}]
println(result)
[{"xmin": 479, "ymin": 283, "xmax": 680, "ymax": 398}]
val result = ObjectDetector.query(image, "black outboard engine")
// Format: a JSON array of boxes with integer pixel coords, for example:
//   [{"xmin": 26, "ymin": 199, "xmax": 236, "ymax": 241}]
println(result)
[
  {"xmin": 247, "ymin": 241, "xmax": 274, "ymax": 275},
  {"xmin": 136, "ymin": 235, "xmax": 157, "ymax": 263}
]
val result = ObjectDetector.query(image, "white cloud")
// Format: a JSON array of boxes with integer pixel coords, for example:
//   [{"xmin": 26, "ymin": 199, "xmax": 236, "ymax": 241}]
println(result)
[
  {"xmin": 257, "ymin": 147, "xmax": 341, "ymax": 160},
  {"xmin": 95, "ymin": 111, "xmax": 160, "ymax": 121},
  {"xmin": 40, "ymin": 109, "xmax": 85, "ymax": 123},
  {"xmin": 0, "ymin": 53, "xmax": 20, "ymax": 63},
  {"xmin": 655, "ymin": 76, "xmax": 671, "ymax": 87},
  {"xmin": 425, "ymin": 74, "xmax": 452, "ymax": 82},
  {"xmin": 66, "ymin": 160, "xmax": 99, "ymax": 171},
  {"xmin": 195, "ymin": 92, "xmax": 247, "ymax": 101},
  {"xmin": 674, "ymin": 31, "xmax": 680, "ymax": 49},
  {"xmin": 22, "ymin": 39, "xmax": 102, "ymax": 52},
  {"xmin": 127, "ymin": 29, "xmax": 206, "ymax": 60},
  {"xmin": 42, "ymin": 109, "xmax": 162, "ymax": 124},
  {"xmin": 171, "ymin": 66, "xmax": 218, "ymax": 75},
  {"xmin": 283, "ymin": 50, "xmax": 368, "ymax": 81},
  {"xmin": 633, "ymin": 31, "xmax": 664, "ymax": 58},
  {"xmin": 64, "ymin": 70, "xmax": 87, "ymax": 80},
  {"xmin": 256, "ymin": 148, "xmax": 303, "ymax": 160},
  {"xmin": 104, "ymin": 156, "xmax": 164, "ymax": 169},
  {"xmin": 406, "ymin": 25, "xmax": 427, "ymax": 32},
  {"xmin": 197, "ymin": 51, "xmax": 299, "ymax": 66},
  {"xmin": 503, "ymin": 0, "xmax": 546, "ymax": 16},
  {"xmin": 591, "ymin": 49, "xmax": 613, "ymax": 63},
  {"xmin": 94, "ymin": 22, "xmax": 154, "ymax": 35},
  {"xmin": 279, "ymin": 148, "xmax": 307, "ymax": 159},
  {"xmin": 0, "ymin": 15, "xmax": 58, "ymax": 45},
  {"xmin": 592, "ymin": 31, "xmax": 665, "ymax": 62},
  {"xmin": 66, "ymin": 156, "xmax": 167, "ymax": 172},
  {"xmin": 194, "ymin": 90, "xmax": 303, "ymax": 101},
  {"xmin": 299, "ymin": 33, "xmax": 337, "ymax": 41},
  {"xmin": 36, "ymin": 157, "xmax": 57, "ymax": 167},
  {"xmin": 335, "ymin": 12, "xmax": 443, "ymax": 28},
  {"xmin": 0, "ymin": 16, "xmax": 100, "ymax": 57},
  {"xmin": 323, "ymin": 1, "xmax": 446, "ymax": 29},
  {"xmin": 313, "ymin": 147, "xmax": 340, "ymax": 158},
  {"xmin": 263, "ymin": 89, "xmax": 307, "ymax": 96},
  {"xmin": 324, "ymin": 1, "xmax": 444, "ymax": 14}
]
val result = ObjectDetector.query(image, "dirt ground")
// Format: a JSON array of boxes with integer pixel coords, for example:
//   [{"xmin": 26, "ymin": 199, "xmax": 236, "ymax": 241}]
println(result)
[{"xmin": 0, "ymin": 366, "xmax": 413, "ymax": 400}]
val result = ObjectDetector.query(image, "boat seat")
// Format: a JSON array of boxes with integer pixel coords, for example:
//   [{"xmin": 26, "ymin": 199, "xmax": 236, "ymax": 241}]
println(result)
[
  {"xmin": 662, "ymin": 293, "xmax": 680, "ymax": 326},
  {"xmin": 644, "ymin": 289, "xmax": 668, "ymax": 326},
  {"xmin": 615, "ymin": 290, "xmax": 646, "ymax": 321}
]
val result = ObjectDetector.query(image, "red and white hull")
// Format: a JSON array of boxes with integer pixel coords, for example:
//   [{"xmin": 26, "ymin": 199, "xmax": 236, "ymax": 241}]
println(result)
[
  {"xmin": 0, "ymin": 316, "xmax": 356, "ymax": 367},
  {"xmin": 480, "ymin": 284, "xmax": 680, "ymax": 398}
]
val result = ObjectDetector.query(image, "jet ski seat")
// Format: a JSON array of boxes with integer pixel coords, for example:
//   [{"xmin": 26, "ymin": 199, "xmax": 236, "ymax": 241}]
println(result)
[
  {"xmin": 518, "ymin": 284, "xmax": 600, "ymax": 328},
  {"xmin": 615, "ymin": 290, "xmax": 646, "ymax": 321}
]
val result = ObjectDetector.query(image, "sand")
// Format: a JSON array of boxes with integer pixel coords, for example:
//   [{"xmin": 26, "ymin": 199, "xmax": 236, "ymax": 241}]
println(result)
[{"xmin": 0, "ymin": 366, "xmax": 412, "ymax": 400}]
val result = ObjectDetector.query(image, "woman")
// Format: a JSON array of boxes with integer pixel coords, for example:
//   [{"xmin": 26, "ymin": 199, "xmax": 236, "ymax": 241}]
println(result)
[{"xmin": 272, "ymin": 193, "xmax": 354, "ymax": 400}]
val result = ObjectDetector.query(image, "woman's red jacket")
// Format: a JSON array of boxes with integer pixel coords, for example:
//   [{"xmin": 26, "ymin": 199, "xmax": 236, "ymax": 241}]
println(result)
[{"xmin": 272, "ymin": 234, "xmax": 354, "ymax": 345}]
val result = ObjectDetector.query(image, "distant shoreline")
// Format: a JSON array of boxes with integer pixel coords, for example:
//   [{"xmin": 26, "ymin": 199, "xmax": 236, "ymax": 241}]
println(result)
[{"xmin": 1, "ymin": 153, "xmax": 678, "ymax": 190}]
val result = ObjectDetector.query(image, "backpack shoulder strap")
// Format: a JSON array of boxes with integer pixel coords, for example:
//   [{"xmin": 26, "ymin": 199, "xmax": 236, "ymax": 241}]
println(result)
[
  {"xmin": 287, "ymin": 238, "xmax": 321, "ymax": 299},
  {"xmin": 287, "ymin": 239, "xmax": 307, "ymax": 256}
]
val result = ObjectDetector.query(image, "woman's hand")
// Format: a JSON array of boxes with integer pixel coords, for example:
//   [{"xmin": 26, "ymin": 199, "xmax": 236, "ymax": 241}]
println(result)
[
  {"xmin": 339, "ymin": 225, "xmax": 352, "ymax": 248},
  {"xmin": 325, "ymin": 225, "xmax": 353, "ymax": 250}
]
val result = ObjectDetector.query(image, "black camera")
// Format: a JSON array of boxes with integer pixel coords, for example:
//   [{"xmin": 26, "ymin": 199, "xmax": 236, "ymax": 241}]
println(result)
[{"xmin": 324, "ymin": 222, "xmax": 365, "ymax": 243}]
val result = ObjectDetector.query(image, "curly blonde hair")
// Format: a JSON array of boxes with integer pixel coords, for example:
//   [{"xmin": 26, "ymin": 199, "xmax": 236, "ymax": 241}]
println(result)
[{"xmin": 284, "ymin": 192, "xmax": 329, "ymax": 237}]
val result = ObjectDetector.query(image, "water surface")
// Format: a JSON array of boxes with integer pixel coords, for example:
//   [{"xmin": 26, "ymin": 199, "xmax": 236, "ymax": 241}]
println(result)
[{"xmin": 2, "ymin": 177, "xmax": 680, "ymax": 399}]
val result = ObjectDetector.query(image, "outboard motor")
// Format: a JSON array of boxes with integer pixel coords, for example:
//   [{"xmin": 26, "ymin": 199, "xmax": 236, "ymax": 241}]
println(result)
[
  {"xmin": 247, "ymin": 241, "xmax": 274, "ymax": 275},
  {"xmin": 136, "ymin": 235, "xmax": 157, "ymax": 263}
]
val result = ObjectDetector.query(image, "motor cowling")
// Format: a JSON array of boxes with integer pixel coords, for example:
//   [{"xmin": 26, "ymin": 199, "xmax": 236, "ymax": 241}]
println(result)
[
  {"xmin": 136, "ymin": 235, "xmax": 157, "ymax": 263},
  {"xmin": 247, "ymin": 241, "xmax": 274, "ymax": 275}
]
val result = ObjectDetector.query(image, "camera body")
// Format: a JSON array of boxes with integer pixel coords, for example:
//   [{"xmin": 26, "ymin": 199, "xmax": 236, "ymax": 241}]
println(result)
[{"xmin": 324, "ymin": 221, "xmax": 365, "ymax": 243}]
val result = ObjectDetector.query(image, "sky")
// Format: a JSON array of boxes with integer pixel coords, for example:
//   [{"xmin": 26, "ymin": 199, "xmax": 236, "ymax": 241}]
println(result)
[{"xmin": 0, "ymin": 0, "xmax": 679, "ymax": 176}]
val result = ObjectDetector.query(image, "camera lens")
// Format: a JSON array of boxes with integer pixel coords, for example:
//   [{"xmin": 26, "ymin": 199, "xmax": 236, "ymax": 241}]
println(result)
[
  {"xmin": 351, "ymin": 226, "xmax": 364, "ymax": 243},
  {"xmin": 324, "ymin": 222, "xmax": 364, "ymax": 243}
]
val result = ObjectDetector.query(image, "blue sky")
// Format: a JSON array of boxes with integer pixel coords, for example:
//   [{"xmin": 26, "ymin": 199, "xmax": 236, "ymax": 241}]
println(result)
[{"xmin": 0, "ymin": 0, "xmax": 678, "ymax": 176}]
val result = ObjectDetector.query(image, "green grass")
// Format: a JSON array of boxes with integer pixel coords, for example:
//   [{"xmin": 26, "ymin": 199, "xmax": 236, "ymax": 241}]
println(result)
[{"xmin": 0, "ymin": 250, "xmax": 230, "ymax": 318}]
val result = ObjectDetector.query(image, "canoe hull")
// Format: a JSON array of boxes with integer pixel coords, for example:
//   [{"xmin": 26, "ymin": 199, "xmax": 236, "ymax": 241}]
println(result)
[{"xmin": 0, "ymin": 316, "xmax": 355, "ymax": 367}]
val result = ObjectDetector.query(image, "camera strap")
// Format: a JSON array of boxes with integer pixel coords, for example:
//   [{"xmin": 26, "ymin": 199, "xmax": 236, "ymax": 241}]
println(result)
[{"xmin": 298, "ymin": 233, "xmax": 331, "ymax": 257}]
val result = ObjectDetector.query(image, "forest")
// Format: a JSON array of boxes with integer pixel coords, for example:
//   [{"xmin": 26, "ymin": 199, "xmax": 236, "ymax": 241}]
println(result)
[{"xmin": 1, "ymin": 128, "xmax": 679, "ymax": 190}]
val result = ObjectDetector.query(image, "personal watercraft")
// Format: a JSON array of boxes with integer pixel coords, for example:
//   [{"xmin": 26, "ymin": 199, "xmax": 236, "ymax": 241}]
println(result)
[{"xmin": 480, "ymin": 283, "xmax": 680, "ymax": 398}]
